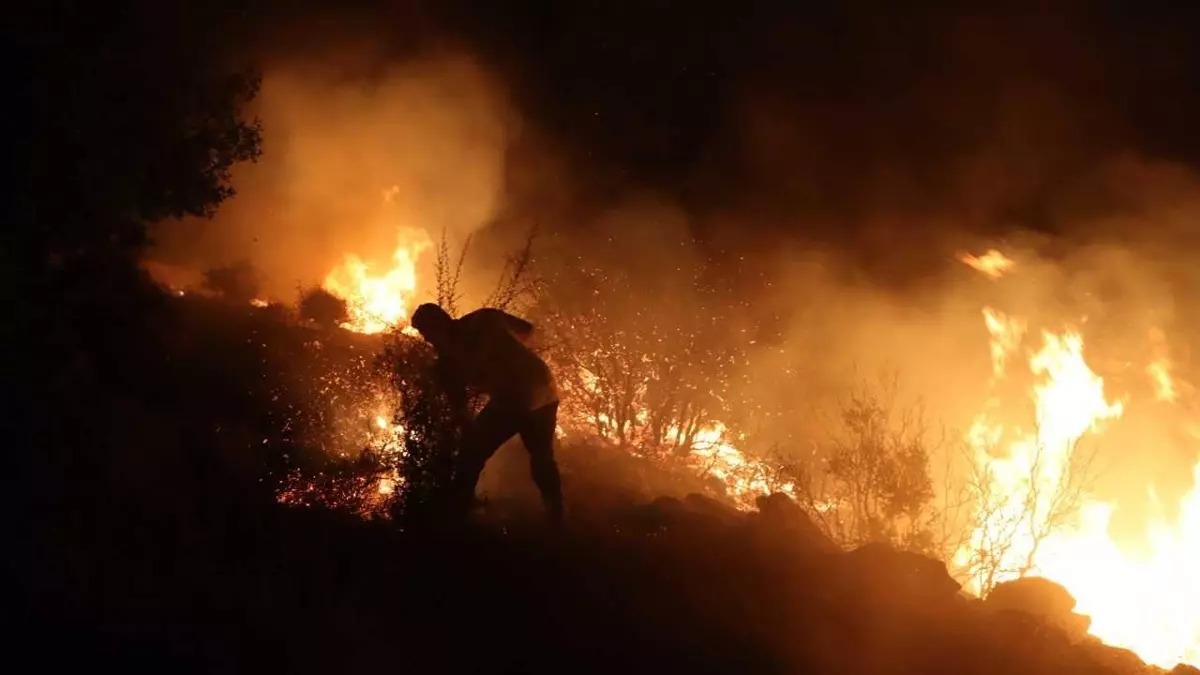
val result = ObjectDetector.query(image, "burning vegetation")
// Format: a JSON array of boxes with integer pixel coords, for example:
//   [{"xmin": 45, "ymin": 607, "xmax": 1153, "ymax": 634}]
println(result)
[
  {"xmin": 137, "ymin": 91, "xmax": 1200, "ymax": 663},
  {"xmin": 953, "ymin": 256, "xmax": 1200, "ymax": 668},
  {"xmin": 178, "ymin": 228, "xmax": 1198, "ymax": 669},
  {"xmin": 321, "ymin": 227, "xmax": 432, "ymax": 334},
  {"xmin": 26, "ymin": 3, "xmax": 1200, "ymax": 671}
]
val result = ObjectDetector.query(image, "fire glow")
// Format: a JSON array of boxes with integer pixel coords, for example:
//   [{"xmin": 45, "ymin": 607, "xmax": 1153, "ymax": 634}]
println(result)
[
  {"xmin": 959, "ymin": 251, "xmax": 1200, "ymax": 668},
  {"xmin": 959, "ymin": 248, "xmax": 1016, "ymax": 279},
  {"xmin": 283, "ymin": 232, "xmax": 1199, "ymax": 667},
  {"xmin": 573, "ymin": 363, "xmax": 797, "ymax": 509},
  {"xmin": 322, "ymin": 228, "xmax": 432, "ymax": 334}
]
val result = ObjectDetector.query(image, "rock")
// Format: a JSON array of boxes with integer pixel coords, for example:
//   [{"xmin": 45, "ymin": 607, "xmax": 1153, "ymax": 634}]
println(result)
[
  {"xmin": 755, "ymin": 491, "xmax": 803, "ymax": 518},
  {"xmin": 650, "ymin": 495, "xmax": 687, "ymax": 515},
  {"xmin": 841, "ymin": 542, "xmax": 962, "ymax": 606},
  {"xmin": 985, "ymin": 577, "xmax": 1092, "ymax": 638},
  {"xmin": 682, "ymin": 493, "xmax": 743, "ymax": 526},
  {"xmin": 615, "ymin": 496, "xmax": 718, "ymax": 535},
  {"xmin": 1078, "ymin": 639, "xmax": 1151, "ymax": 674},
  {"xmin": 753, "ymin": 492, "xmax": 839, "ymax": 553},
  {"xmin": 987, "ymin": 576, "xmax": 1077, "ymax": 614},
  {"xmin": 1169, "ymin": 664, "xmax": 1200, "ymax": 675}
]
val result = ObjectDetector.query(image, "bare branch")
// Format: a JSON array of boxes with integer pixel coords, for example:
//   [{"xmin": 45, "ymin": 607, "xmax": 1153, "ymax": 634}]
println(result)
[
  {"xmin": 484, "ymin": 225, "xmax": 540, "ymax": 312},
  {"xmin": 435, "ymin": 228, "xmax": 471, "ymax": 317}
]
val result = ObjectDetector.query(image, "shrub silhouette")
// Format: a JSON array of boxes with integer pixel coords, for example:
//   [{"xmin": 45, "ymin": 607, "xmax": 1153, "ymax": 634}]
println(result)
[
  {"xmin": 203, "ymin": 261, "xmax": 260, "ymax": 303},
  {"xmin": 299, "ymin": 287, "xmax": 349, "ymax": 329},
  {"xmin": 379, "ymin": 333, "xmax": 461, "ymax": 524}
]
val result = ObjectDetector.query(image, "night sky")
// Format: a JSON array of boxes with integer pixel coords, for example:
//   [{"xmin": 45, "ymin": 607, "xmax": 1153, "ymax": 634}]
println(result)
[
  {"xmin": 16, "ymin": 0, "xmax": 1200, "ymax": 250},
  {"xmin": 241, "ymin": 0, "xmax": 1200, "ymax": 246}
]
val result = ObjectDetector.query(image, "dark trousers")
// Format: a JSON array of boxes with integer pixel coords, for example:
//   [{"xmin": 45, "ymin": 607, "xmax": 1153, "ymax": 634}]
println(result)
[{"xmin": 453, "ymin": 400, "xmax": 562, "ymax": 520}]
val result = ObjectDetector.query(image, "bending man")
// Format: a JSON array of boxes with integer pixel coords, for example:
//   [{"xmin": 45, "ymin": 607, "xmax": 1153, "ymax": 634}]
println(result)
[{"xmin": 410, "ymin": 303, "xmax": 563, "ymax": 523}]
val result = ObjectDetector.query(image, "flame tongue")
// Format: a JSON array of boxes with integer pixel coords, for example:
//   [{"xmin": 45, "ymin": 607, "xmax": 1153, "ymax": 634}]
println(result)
[{"xmin": 960, "ymin": 249, "xmax": 1016, "ymax": 279}]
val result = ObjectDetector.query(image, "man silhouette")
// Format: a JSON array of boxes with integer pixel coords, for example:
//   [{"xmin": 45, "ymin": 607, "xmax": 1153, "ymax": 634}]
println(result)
[{"xmin": 410, "ymin": 303, "xmax": 563, "ymax": 523}]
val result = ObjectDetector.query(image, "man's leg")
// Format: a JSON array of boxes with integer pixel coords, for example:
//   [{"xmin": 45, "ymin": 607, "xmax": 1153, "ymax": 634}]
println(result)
[
  {"xmin": 518, "ymin": 402, "xmax": 562, "ymax": 523},
  {"xmin": 452, "ymin": 401, "xmax": 519, "ymax": 515}
]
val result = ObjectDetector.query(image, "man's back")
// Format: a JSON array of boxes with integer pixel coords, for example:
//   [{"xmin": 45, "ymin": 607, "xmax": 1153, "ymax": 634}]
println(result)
[{"xmin": 452, "ymin": 308, "xmax": 555, "ymax": 406}]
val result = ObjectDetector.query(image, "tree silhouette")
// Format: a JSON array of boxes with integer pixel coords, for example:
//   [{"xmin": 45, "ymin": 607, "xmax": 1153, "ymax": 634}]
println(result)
[
  {"xmin": 789, "ymin": 377, "xmax": 942, "ymax": 552},
  {"xmin": 15, "ymin": 0, "xmax": 262, "ymax": 269},
  {"xmin": 16, "ymin": 3, "xmax": 266, "ymax": 631}
]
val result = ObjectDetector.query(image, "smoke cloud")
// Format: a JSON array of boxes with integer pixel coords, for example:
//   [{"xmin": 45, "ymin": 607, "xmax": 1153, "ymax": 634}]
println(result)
[
  {"xmin": 147, "ymin": 3, "xmax": 1200, "ymax": 521},
  {"xmin": 150, "ymin": 46, "xmax": 515, "ymax": 300}
]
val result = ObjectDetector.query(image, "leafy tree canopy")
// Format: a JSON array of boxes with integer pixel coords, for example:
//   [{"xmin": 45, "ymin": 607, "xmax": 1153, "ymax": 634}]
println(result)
[{"xmin": 14, "ymin": 0, "xmax": 262, "ymax": 265}]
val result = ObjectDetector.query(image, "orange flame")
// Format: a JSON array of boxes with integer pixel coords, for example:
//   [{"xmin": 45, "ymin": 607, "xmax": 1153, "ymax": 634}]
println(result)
[
  {"xmin": 1147, "ymin": 328, "xmax": 1178, "ymax": 403},
  {"xmin": 961, "ymin": 252, "xmax": 1198, "ymax": 668},
  {"xmin": 982, "ymin": 307, "xmax": 1026, "ymax": 379},
  {"xmin": 686, "ymin": 422, "xmax": 797, "ymax": 509},
  {"xmin": 322, "ymin": 229, "xmax": 431, "ymax": 334},
  {"xmin": 959, "ymin": 249, "xmax": 1016, "ymax": 279}
]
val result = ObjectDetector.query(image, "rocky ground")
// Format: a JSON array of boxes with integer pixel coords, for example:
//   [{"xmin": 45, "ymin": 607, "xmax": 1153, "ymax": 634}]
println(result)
[{"xmin": 18, "ymin": 481, "xmax": 1199, "ymax": 674}]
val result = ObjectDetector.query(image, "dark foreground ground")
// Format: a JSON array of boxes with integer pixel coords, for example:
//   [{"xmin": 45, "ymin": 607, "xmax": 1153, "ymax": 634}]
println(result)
[
  {"xmin": 16, "ymin": 282, "xmax": 1197, "ymax": 675},
  {"xmin": 16, "ymin": 485, "xmax": 1191, "ymax": 675}
]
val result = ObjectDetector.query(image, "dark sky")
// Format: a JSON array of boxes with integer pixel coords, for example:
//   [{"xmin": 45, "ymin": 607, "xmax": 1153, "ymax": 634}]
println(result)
[
  {"xmin": 446, "ymin": 3, "xmax": 1198, "ymax": 169},
  {"xmin": 15, "ymin": 0, "xmax": 1200, "ymax": 250},
  {"xmin": 95, "ymin": 0, "xmax": 1168, "ymax": 278},
  {"xmin": 250, "ymin": 1, "xmax": 1200, "ymax": 238}
]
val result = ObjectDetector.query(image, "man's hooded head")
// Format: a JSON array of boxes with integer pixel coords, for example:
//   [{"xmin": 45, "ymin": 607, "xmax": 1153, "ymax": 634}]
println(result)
[{"xmin": 411, "ymin": 303, "xmax": 454, "ymax": 346}]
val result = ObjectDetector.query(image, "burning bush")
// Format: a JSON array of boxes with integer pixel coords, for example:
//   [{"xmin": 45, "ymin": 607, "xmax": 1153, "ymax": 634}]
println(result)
[
  {"xmin": 529, "ymin": 261, "xmax": 802, "ymax": 509},
  {"xmin": 535, "ymin": 264, "xmax": 742, "ymax": 455},
  {"xmin": 276, "ymin": 230, "xmax": 546, "ymax": 522},
  {"xmin": 379, "ymin": 333, "xmax": 462, "ymax": 523},
  {"xmin": 275, "ymin": 329, "xmax": 473, "ymax": 524}
]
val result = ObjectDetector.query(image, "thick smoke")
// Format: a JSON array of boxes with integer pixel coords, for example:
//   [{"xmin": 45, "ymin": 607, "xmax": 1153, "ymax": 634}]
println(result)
[
  {"xmin": 723, "ymin": 157, "xmax": 1200, "ymax": 530},
  {"xmin": 147, "ymin": 3, "xmax": 1200, "ymax": 522},
  {"xmin": 150, "ymin": 47, "xmax": 515, "ymax": 300}
]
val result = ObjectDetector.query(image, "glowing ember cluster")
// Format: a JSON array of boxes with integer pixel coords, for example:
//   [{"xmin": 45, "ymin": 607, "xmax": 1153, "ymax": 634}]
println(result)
[
  {"xmin": 957, "ymin": 250, "xmax": 1200, "ymax": 668},
  {"xmin": 274, "ymin": 408, "xmax": 405, "ymax": 518},
  {"xmin": 272, "ymin": 226, "xmax": 432, "ymax": 516},
  {"xmin": 270, "ymin": 339, "xmax": 408, "ymax": 518}
]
